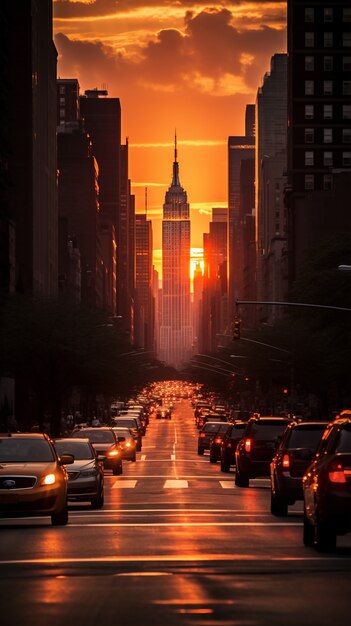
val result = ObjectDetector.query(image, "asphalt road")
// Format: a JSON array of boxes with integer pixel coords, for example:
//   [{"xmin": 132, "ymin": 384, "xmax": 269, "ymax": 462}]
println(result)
[{"xmin": 1, "ymin": 399, "xmax": 350, "ymax": 626}]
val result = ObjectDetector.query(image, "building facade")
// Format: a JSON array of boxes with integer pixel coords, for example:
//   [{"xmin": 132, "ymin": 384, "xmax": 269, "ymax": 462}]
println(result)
[{"xmin": 135, "ymin": 213, "xmax": 154, "ymax": 351}]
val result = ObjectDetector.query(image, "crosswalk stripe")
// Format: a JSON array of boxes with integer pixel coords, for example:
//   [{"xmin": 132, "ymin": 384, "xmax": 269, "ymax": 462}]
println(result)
[
  {"xmin": 112, "ymin": 480, "xmax": 137, "ymax": 489},
  {"xmin": 163, "ymin": 479, "xmax": 188, "ymax": 488},
  {"xmin": 219, "ymin": 481, "xmax": 234, "ymax": 489}
]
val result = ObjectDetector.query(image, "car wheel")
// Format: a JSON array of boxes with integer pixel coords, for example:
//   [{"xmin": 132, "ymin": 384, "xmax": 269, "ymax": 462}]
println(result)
[
  {"xmin": 197, "ymin": 447, "xmax": 204, "ymax": 455},
  {"xmin": 51, "ymin": 503, "xmax": 69, "ymax": 526},
  {"xmin": 113, "ymin": 463, "xmax": 123, "ymax": 476},
  {"xmin": 271, "ymin": 489, "xmax": 288, "ymax": 516},
  {"xmin": 235, "ymin": 467, "xmax": 249, "ymax": 487},
  {"xmin": 209, "ymin": 451, "xmax": 217, "ymax": 463},
  {"xmin": 137, "ymin": 442, "xmax": 142, "ymax": 451},
  {"xmin": 220, "ymin": 459, "xmax": 230, "ymax": 473},
  {"xmin": 315, "ymin": 519, "xmax": 337, "ymax": 552},
  {"xmin": 303, "ymin": 508, "xmax": 315, "ymax": 547},
  {"xmin": 131, "ymin": 452, "xmax": 136, "ymax": 462},
  {"xmin": 91, "ymin": 490, "xmax": 104, "ymax": 509}
]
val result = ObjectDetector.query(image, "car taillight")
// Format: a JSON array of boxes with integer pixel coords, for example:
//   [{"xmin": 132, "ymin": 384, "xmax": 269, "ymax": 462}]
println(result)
[
  {"xmin": 244, "ymin": 439, "xmax": 251, "ymax": 453},
  {"xmin": 328, "ymin": 462, "xmax": 346, "ymax": 483},
  {"xmin": 227, "ymin": 442, "xmax": 232, "ymax": 448},
  {"xmin": 282, "ymin": 454, "xmax": 290, "ymax": 469},
  {"xmin": 214, "ymin": 437, "xmax": 222, "ymax": 444},
  {"xmin": 200, "ymin": 433, "xmax": 206, "ymax": 438}
]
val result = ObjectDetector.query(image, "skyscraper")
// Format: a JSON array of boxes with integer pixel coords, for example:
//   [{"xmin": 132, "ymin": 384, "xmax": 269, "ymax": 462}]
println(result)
[
  {"xmin": 158, "ymin": 137, "xmax": 193, "ymax": 368},
  {"xmin": 135, "ymin": 213, "xmax": 154, "ymax": 351}
]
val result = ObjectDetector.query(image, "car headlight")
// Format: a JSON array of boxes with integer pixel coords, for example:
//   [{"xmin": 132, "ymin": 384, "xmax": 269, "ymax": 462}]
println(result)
[
  {"xmin": 40, "ymin": 473, "xmax": 56, "ymax": 486},
  {"xmin": 80, "ymin": 469, "xmax": 98, "ymax": 477},
  {"xmin": 108, "ymin": 449, "xmax": 120, "ymax": 457}
]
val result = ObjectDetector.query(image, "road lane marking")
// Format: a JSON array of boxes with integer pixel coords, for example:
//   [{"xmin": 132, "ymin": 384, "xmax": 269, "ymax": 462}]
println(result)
[
  {"xmin": 140, "ymin": 454, "xmax": 146, "ymax": 461},
  {"xmin": 219, "ymin": 481, "xmax": 234, "ymax": 489},
  {"xmin": 112, "ymin": 480, "xmax": 137, "ymax": 489},
  {"xmin": 164, "ymin": 480, "xmax": 188, "ymax": 488}
]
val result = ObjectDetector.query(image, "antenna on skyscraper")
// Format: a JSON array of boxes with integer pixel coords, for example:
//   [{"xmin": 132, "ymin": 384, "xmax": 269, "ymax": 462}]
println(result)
[{"xmin": 174, "ymin": 129, "xmax": 177, "ymax": 162}]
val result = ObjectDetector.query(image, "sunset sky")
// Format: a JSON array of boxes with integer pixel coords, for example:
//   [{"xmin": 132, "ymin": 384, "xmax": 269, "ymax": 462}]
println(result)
[{"xmin": 53, "ymin": 0, "xmax": 287, "ymax": 273}]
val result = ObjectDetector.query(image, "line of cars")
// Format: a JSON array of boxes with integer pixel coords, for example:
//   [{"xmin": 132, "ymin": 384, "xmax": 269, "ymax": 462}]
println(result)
[{"xmin": 196, "ymin": 401, "xmax": 351, "ymax": 551}]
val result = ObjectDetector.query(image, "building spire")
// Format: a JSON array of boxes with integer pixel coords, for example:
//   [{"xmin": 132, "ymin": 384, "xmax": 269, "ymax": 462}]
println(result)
[{"xmin": 172, "ymin": 131, "xmax": 181, "ymax": 187}]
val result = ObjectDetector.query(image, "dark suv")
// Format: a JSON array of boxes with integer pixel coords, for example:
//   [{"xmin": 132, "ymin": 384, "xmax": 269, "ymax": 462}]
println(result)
[
  {"xmin": 220, "ymin": 422, "xmax": 246, "ymax": 472},
  {"xmin": 198, "ymin": 422, "xmax": 229, "ymax": 456},
  {"xmin": 303, "ymin": 414, "xmax": 351, "ymax": 551},
  {"xmin": 270, "ymin": 421, "xmax": 327, "ymax": 516},
  {"xmin": 235, "ymin": 416, "xmax": 291, "ymax": 487}
]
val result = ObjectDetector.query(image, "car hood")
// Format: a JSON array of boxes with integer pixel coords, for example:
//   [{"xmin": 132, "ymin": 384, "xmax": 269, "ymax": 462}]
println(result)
[
  {"xmin": 0, "ymin": 462, "xmax": 57, "ymax": 475},
  {"xmin": 67, "ymin": 459, "xmax": 96, "ymax": 471}
]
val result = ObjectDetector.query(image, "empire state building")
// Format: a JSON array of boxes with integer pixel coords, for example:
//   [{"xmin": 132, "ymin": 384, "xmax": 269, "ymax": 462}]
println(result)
[{"xmin": 158, "ymin": 137, "xmax": 193, "ymax": 368}]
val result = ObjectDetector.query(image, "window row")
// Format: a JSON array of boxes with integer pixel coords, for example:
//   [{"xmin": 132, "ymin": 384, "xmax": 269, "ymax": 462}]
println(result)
[
  {"xmin": 304, "ymin": 128, "xmax": 351, "ymax": 143},
  {"xmin": 304, "ymin": 151, "xmax": 351, "ymax": 166},
  {"xmin": 305, "ymin": 32, "xmax": 351, "ymax": 47},
  {"xmin": 304, "ymin": 80, "xmax": 351, "ymax": 95},
  {"xmin": 304, "ymin": 174, "xmax": 333, "ymax": 192},
  {"xmin": 305, "ymin": 55, "xmax": 351, "ymax": 71},
  {"xmin": 305, "ymin": 7, "xmax": 351, "ymax": 23},
  {"xmin": 305, "ymin": 104, "xmax": 351, "ymax": 120}
]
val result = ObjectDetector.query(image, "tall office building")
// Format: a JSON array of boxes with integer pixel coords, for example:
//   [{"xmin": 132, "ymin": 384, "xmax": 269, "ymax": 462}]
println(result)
[
  {"xmin": 228, "ymin": 110, "xmax": 255, "ymax": 320},
  {"xmin": 287, "ymin": 1, "xmax": 351, "ymax": 282},
  {"xmin": 255, "ymin": 54, "xmax": 288, "ymax": 321},
  {"xmin": 135, "ymin": 213, "xmax": 154, "ymax": 351},
  {"xmin": 158, "ymin": 138, "xmax": 193, "ymax": 368},
  {"xmin": 2, "ymin": 0, "xmax": 58, "ymax": 296}
]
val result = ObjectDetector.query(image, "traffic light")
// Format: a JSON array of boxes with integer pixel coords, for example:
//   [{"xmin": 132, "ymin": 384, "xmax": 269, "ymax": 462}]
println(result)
[{"xmin": 232, "ymin": 317, "xmax": 241, "ymax": 340}]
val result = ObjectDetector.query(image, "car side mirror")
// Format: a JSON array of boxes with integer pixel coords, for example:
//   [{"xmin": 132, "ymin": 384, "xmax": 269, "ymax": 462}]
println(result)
[
  {"xmin": 59, "ymin": 454, "xmax": 75, "ymax": 465},
  {"xmin": 97, "ymin": 453, "xmax": 106, "ymax": 461}
]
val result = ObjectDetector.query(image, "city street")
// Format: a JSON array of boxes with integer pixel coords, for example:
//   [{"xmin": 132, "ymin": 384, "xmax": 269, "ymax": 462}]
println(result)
[{"xmin": 1, "ymin": 399, "xmax": 350, "ymax": 626}]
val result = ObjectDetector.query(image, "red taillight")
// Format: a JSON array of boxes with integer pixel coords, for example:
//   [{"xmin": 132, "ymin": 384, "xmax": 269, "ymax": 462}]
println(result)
[
  {"xmin": 244, "ymin": 439, "xmax": 251, "ymax": 453},
  {"xmin": 200, "ymin": 433, "xmax": 206, "ymax": 438},
  {"xmin": 282, "ymin": 453, "xmax": 290, "ymax": 469},
  {"xmin": 227, "ymin": 442, "xmax": 232, "ymax": 448},
  {"xmin": 214, "ymin": 437, "xmax": 222, "ymax": 444},
  {"xmin": 328, "ymin": 462, "xmax": 346, "ymax": 483}
]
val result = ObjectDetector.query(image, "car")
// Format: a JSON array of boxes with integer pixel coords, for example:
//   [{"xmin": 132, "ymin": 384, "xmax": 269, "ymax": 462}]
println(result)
[
  {"xmin": 70, "ymin": 427, "xmax": 123, "ymax": 475},
  {"xmin": 220, "ymin": 421, "xmax": 246, "ymax": 472},
  {"xmin": 53, "ymin": 438, "xmax": 105, "ymax": 509},
  {"xmin": 156, "ymin": 408, "xmax": 171, "ymax": 420},
  {"xmin": 112, "ymin": 427, "xmax": 137, "ymax": 462},
  {"xmin": 0, "ymin": 433, "xmax": 73, "ymax": 525},
  {"xmin": 235, "ymin": 416, "xmax": 291, "ymax": 487},
  {"xmin": 303, "ymin": 414, "xmax": 351, "ymax": 551},
  {"xmin": 270, "ymin": 421, "xmax": 327, "ymax": 516},
  {"xmin": 208, "ymin": 422, "xmax": 233, "ymax": 463},
  {"xmin": 111, "ymin": 417, "xmax": 142, "ymax": 451},
  {"xmin": 198, "ymin": 421, "xmax": 230, "ymax": 456}
]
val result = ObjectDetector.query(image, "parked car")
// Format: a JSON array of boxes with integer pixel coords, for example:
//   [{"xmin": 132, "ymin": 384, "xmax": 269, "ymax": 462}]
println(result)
[
  {"xmin": 303, "ymin": 414, "xmax": 351, "ymax": 551},
  {"xmin": 70, "ymin": 427, "xmax": 123, "ymax": 475},
  {"xmin": 112, "ymin": 427, "xmax": 137, "ymax": 462},
  {"xmin": 220, "ymin": 422, "xmax": 246, "ymax": 472},
  {"xmin": 270, "ymin": 421, "xmax": 327, "ymax": 516},
  {"xmin": 0, "ymin": 433, "xmax": 73, "ymax": 525},
  {"xmin": 198, "ymin": 421, "xmax": 230, "ymax": 456},
  {"xmin": 53, "ymin": 438, "xmax": 104, "ymax": 508},
  {"xmin": 235, "ymin": 416, "xmax": 291, "ymax": 487},
  {"xmin": 110, "ymin": 417, "xmax": 142, "ymax": 451}
]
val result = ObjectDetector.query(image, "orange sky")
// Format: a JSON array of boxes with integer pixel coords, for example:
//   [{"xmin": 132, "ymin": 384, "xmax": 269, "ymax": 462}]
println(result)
[{"xmin": 53, "ymin": 0, "xmax": 286, "ymax": 268}]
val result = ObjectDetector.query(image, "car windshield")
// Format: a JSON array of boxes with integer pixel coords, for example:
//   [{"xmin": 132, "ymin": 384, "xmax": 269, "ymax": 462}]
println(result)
[
  {"xmin": 230, "ymin": 425, "xmax": 245, "ymax": 438},
  {"xmin": 113, "ymin": 429, "xmax": 133, "ymax": 440},
  {"xmin": 287, "ymin": 426, "xmax": 325, "ymax": 449},
  {"xmin": 73, "ymin": 430, "xmax": 115, "ymax": 443},
  {"xmin": 113, "ymin": 420, "xmax": 137, "ymax": 428},
  {"xmin": 0, "ymin": 438, "xmax": 55, "ymax": 463},
  {"xmin": 54, "ymin": 441, "xmax": 94, "ymax": 460},
  {"xmin": 335, "ymin": 426, "xmax": 351, "ymax": 452},
  {"xmin": 250, "ymin": 423, "xmax": 289, "ymax": 440},
  {"xmin": 203, "ymin": 423, "xmax": 228, "ymax": 434}
]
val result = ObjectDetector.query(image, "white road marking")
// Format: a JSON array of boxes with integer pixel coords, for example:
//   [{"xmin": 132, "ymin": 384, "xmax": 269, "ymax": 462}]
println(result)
[
  {"xmin": 112, "ymin": 480, "xmax": 137, "ymax": 489},
  {"xmin": 219, "ymin": 481, "xmax": 234, "ymax": 489},
  {"xmin": 140, "ymin": 454, "xmax": 146, "ymax": 461},
  {"xmin": 164, "ymin": 479, "xmax": 188, "ymax": 489}
]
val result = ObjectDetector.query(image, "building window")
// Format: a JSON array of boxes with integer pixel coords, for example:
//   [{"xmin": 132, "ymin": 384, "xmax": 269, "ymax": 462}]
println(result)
[
  {"xmin": 305, "ymin": 104, "xmax": 314, "ymax": 119},
  {"xmin": 343, "ymin": 152, "xmax": 351, "ymax": 166},
  {"xmin": 305, "ymin": 32, "xmax": 315, "ymax": 47},
  {"xmin": 343, "ymin": 129, "xmax": 351, "ymax": 143},
  {"xmin": 324, "ymin": 56, "xmax": 333, "ymax": 71},
  {"xmin": 343, "ymin": 104, "xmax": 351, "ymax": 119},
  {"xmin": 305, "ymin": 56, "xmax": 314, "ymax": 71},
  {"xmin": 343, "ymin": 57, "xmax": 351, "ymax": 71},
  {"xmin": 59, "ymin": 85, "xmax": 65, "ymax": 95},
  {"xmin": 324, "ymin": 80, "xmax": 333, "ymax": 95},
  {"xmin": 324, "ymin": 129, "xmax": 333, "ymax": 143},
  {"xmin": 305, "ymin": 151, "xmax": 314, "ymax": 166},
  {"xmin": 324, "ymin": 151, "xmax": 333, "ymax": 166},
  {"xmin": 343, "ymin": 33, "xmax": 351, "ymax": 47},
  {"xmin": 324, "ymin": 104, "xmax": 333, "ymax": 119},
  {"xmin": 344, "ymin": 8, "xmax": 351, "ymax": 22},
  {"xmin": 304, "ymin": 174, "xmax": 314, "ymax": 190},
  {"xmin": 324, "ymin": 32, "xmax": 333, "ymax": 47},
  {"xmin": 305, "ymin": 8, "xmax": 314, "ymax": 22},
  {"xmin": 305, "ymin": 128, "xmax": 314, "ymax": 143},
  {"xmin": 305, "ymin": 80, "xmax": 314, "ymax": 95},
  {"xmin": 343, "ymin": 81, "xmax": 351, "ymax": 95},
  {"xmin": 324, "ymin": 8, "xmax": 333, "ymax": 22},
  {"xmin": 59, "ymin": 108, "xmax": 65, "ymax": 119},
  {"xmin": 59, "ymin": 97, "xmax": 65, "ymax": 106},
  {"xmin": 323, "ymin": 175, "xmax": 333, "ymax": 190}
]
